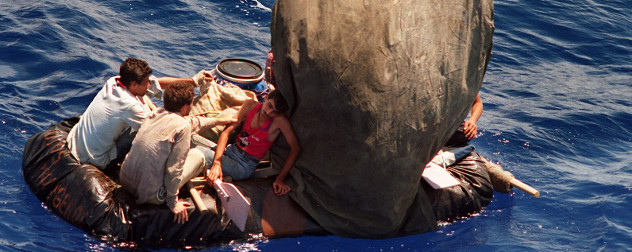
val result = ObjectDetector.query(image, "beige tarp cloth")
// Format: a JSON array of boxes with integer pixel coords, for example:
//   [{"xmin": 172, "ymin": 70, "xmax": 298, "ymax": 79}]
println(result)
[
  {"xmin": 269, "ymin": 0, "xmax": 494, "ymax": 238},
  {"xmin": 189, "ymin": 73, "xmax": 257, "ymax": 141}
]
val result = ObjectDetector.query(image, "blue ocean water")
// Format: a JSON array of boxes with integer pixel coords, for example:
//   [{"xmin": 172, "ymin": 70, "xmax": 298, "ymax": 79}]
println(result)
[{"xmin": 1, "ymin": 0, "xmax": 631, "ymax": 251}]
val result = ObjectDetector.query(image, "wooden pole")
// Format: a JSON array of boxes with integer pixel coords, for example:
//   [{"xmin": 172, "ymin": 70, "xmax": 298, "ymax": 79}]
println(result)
[
  {"xmin": 510, "ymin": 178, "xmax": 540, "ymax": 198},
  {"xmin": 481, "ymin": 156, "xmax": 540, "ymax": 198},
  {"xmin": 187, "ymin": 181, "xmax": 208, "ymax": 213}
]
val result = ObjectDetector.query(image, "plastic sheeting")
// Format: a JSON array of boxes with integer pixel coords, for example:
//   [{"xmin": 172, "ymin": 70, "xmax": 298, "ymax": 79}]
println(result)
[
  {"xmin": 22, "ymin": 118, "xmax": 493, "ymax": 247},
  {"xmin": 269, "ymin": 0, "xmax": 494, "ymax": 237},
  {"xmin": 22, "ymin": 118, "xmax": 221, "ymax": 247},
  {"xmin": 423, "ymin": 151, "xmax": 494, "ymax": 222},
  {"xmin": 21, "ymin": 118, "xmax": 326, "ymax": 248}
]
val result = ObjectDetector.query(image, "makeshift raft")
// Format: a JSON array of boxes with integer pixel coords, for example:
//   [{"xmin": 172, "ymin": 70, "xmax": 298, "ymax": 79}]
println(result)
[{"xmin": 22, "ymin": 117, "xmax": 494, "ymax": 248}]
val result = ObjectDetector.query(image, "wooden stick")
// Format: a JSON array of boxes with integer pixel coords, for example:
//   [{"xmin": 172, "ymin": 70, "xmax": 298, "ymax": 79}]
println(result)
[
  {"xmin": 480, "ymin": 156, "xmax": 540, "ymax": 198},
  {"xmin": 510, "ymin": 178, "xmax": 540, "ymax": 198},
  {"xmin": 186, "ymin": 181, "xmax": 208, "ymax": 213}
]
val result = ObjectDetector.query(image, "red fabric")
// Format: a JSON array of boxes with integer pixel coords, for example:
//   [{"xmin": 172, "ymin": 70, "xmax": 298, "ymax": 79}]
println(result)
[{"xmin": 236, "ymin": 103, "xmax": 273, "ymax": 159}]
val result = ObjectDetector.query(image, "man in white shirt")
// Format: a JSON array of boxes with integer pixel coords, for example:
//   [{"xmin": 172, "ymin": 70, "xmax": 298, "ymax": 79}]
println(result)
[{"xmin": 66, "ymin": 58, "xmax": 198, "ymax": 170}]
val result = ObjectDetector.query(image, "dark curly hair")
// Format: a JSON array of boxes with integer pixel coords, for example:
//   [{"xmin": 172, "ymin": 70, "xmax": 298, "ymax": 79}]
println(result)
[
  {"xmin": 267, "ymin": 90, "xmax": 288, "ymax": 114},
  {"xmin": 119, "ymin": 58, "xmax": 153, "ymax": 87}
]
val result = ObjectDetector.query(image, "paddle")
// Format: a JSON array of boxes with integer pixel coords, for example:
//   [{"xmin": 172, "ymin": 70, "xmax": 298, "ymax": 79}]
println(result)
[{"xmin": 213, "ymin": 179, "xmax": 251, "ymax": 232}]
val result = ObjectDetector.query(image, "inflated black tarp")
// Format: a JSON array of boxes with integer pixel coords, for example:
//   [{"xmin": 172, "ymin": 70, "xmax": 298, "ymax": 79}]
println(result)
[
  {"xmin": 423, "ymin": 151, "xmax": 494, "ymax": 222},
  {"xmin": 23, "ymin": 118, "xmax": 493, "ymax": 248},
  {"xmin": 21, "ymin": 118, "xmax": 220, "ymax": 247},
  {"xmin": 269, "ymin": 0, "xmax": 494, "ymax": 237},
  {"xmin": 21, "ymin": 118, "xmax": 326, "ymax": 248}
]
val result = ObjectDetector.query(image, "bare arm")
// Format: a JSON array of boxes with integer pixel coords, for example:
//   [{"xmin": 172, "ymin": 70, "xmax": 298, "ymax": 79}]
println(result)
[
  {"xmin": 147, "ymin": 75, "xmax": 210, "ymax": 100},
  {"xmin": 205, "ymin": 99, "xmax": 258, "ymax": 183},
  {"xmin": 205, "ymin": 123, "xmax": 235, "ymax": 183},
  {"xmin": 464, "ymin": 93, "xmax": 483, "ymax": 139},
  {"xmin": 156, "ymin": 77, "xmax": 196, "ymax": 90},
  {"xmin": 184, "ymin": 115, "xmax": 237, "ymax": 134},
  {"xmin": 469, "ymin": 93, "xmax": 483, "ymax": 124},
  {"xmin": 272, "ymin": 116, "xmax": 301, "ymax": 196}
]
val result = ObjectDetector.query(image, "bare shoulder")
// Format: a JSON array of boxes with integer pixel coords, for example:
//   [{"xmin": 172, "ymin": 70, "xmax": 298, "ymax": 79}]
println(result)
[
  {"xmin": 272, "ymin": 114, "xmax": 292, "ymax": 130},
  {"xmin": 242, "ymin": 99, "xmax": 258, "ymax": 109},
  {"xmin": 237, "ymin": 99, "xmax": 258, "ymax": 121}
]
